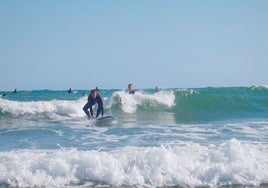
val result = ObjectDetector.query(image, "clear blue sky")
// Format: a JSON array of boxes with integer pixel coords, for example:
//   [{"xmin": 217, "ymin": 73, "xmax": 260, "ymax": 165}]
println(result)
[{"xmin": 0, "ymin": 1, "xmax": 267, "ymax": 90}]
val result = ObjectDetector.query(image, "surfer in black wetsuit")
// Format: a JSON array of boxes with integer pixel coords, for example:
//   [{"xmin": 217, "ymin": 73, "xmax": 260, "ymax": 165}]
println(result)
[
  {"xmin": 83, "ymin": 89, "xmax": 104, "ymax": 119},
  {"xmin": 128, "ymin": 84, "xmax": 135, "ymax": 94}
]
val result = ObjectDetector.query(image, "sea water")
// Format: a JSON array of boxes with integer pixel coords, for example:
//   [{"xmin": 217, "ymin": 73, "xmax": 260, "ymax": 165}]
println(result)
[{"xmin": 0, "ymin": 86, "xmax": 268, "ymax": 187}]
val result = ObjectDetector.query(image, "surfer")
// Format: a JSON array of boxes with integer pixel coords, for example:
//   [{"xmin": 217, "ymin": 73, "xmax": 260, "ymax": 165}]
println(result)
[
  {"xmin": 128, "ymin": 84, "xmax": 135, "ymax": 94},
  {"xmin": 68, "ymin": 88, "xmax": 73, "ymax": 93},
  {"xmin": 83, "ymin": 89, "xmax": 104, "ymax": 119}
]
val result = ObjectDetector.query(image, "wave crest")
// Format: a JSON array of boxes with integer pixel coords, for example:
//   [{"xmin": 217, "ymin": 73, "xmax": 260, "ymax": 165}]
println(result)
[
  {"xmin": 107, "ymin": 90, "xmax": 175, "ymax": 113},
  {"xmin": 0, "ymin": 98, "xmax": 86, "ymax": 118},
  {"xmin": 0, "ymin": 139, "xmax": 267, "ymax": 187}
]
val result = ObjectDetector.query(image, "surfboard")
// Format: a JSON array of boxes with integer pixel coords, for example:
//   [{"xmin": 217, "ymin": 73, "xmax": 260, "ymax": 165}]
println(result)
[{"xmin": 96, "ymin": 115, "xmax": 116, "ymax": 126}]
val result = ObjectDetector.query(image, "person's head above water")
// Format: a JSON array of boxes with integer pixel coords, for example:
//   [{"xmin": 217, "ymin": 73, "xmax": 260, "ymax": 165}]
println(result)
[
  {"xmin": 90, "ymin": 89, "xmax": 98, "ymax": 98},
  {"xmin": 128, "ymin": 84, "xmax": 135, "ymax": 94}
]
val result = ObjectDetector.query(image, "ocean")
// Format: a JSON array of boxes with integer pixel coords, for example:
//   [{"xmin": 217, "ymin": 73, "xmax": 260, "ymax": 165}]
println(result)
[{"xmin": 0, "ymin": 86, "xmax": 267, "ymax": 187}]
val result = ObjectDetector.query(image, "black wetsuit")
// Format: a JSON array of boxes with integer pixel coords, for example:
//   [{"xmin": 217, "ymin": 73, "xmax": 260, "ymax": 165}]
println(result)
[
  {"xmin": 83, "ymin": 94, "xmax": 104, "ymax": 118},
  {"xmin": 129, "ymin": 90, "xmax": 135, "ymax": 94}
]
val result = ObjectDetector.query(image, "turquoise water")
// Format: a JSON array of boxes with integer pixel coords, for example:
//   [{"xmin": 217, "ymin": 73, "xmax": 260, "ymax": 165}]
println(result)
[{"xmin": 0, "ymin": 86, "xmax": 268, "ymax": 187}]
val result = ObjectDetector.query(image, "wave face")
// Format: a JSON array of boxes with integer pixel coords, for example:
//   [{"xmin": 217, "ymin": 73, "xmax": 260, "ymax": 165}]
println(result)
[
  {"xmin": 173, "ymin": 87, "xmax": 268, "ymax": 123},
  {"xmin": 1, "ymin": 87, "xmax": 267, "ymax": 123}
]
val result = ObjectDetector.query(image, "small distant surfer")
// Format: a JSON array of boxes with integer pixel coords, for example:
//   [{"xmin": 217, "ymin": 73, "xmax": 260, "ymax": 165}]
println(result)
[
  {"xmin": 128, "ymin": 84, "xmax": 135, "ymax": 94},
  {"xmin": 155, "ymin": 86, "xmax": 159, "ymax": 92},
  {"xmin": 83, "ymin": 89, "xmax": 104, "ymax": 119},
  {"xmin": 14, "ymin": 89, "xmax": 17, "ymax": 93},
  {"xmin": 68, "ymin": 88, "xmax": 73, "ymax": 93}
]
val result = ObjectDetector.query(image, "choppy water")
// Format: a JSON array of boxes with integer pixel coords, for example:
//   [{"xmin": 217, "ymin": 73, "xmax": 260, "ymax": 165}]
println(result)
[{"xmin": 0, "ymin": 86, "xmax": 268, "ymax": 187}]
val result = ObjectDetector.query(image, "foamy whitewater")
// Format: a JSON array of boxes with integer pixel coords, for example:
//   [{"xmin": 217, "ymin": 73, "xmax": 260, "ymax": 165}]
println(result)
[{"xmin": 0, "ymin": 87, "xmax": 268, "ymax": 187}]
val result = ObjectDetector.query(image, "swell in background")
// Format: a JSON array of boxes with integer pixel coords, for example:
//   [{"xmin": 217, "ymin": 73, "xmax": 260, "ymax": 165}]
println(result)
[{"xmin": 0, "ymin": 86, "xmax": 268, "ymax": 124}]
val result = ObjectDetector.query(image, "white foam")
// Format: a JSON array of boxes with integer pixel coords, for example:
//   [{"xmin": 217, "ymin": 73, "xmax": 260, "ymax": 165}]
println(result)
[
  {"xmin": 260, "ymin": 85, "xmax": 268, "ymax": 89},
  {"xmin": 177, "ymin": 88, "xmax": 196, "ymax": 95},
  {"xmin": 251, "ymin": 85, "xmax": 268, "ymax": 89},
  {"xmin": 0, "ymin": 97, "xmax": 86, "ymax": 118},
  {"xmin": 0, "ymin": 139, "xmax": 267, "ymax": 187},
  {"xmin": 107, "ymin": 90, "xmax": 175, "ymax": 113}
]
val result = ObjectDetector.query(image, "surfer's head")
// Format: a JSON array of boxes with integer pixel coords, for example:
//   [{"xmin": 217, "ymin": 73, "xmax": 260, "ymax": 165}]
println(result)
[
  {"xmin": 90, "ymin": 89, "xmax": 98, "ymax": 98},
  {"xmin": 128, "ymin": 84, "xmax": 135, "ymax": 94}
]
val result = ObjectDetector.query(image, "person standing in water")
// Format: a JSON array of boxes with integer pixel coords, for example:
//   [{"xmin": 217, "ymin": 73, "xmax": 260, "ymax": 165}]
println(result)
[
  {"xmin": 83, "ymin": 89, "xmax": 104, "ymax": 119},
  {"xmin": 128, "ymin": 84, "xmax": 135, "ymax": 94}
]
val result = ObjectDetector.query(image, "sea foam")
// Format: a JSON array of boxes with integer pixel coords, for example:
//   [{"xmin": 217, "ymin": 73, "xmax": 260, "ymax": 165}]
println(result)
[
  {"xmin": 0, "ymin": 98, "xmax": 86, "ymax": 118},
  {"xmin": 0, "ymin": 139, "xmax": 267, "ymax": 187},
  {"xmin": 108, "ymin": 90, "xmax": 175, "ymax": 113}
]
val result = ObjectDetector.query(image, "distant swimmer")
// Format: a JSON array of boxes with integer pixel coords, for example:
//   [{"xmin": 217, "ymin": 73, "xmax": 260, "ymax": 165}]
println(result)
[
  {"xmin": 155, "ymin": 86, "xmax": 159, "ymax": 92},
  {"xmin": 128, "ymin": 84, "xmax": 135, "ymax": 94},
  {"xmin": 14, "ymin": 89, "xmax": 17, "ymax": 93},
  {"xmin": 68, "ymin": 88, "xmax": 73, "ymax": 93},
  {"xmin": 83, "ymin": 89, "xmax": 104, "ymax": 119}
]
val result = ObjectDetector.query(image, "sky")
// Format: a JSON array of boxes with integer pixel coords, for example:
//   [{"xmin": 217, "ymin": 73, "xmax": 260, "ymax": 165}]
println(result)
[{"xmin": 0, "ymin": 1, "xmax": 268, "ymax": 90}]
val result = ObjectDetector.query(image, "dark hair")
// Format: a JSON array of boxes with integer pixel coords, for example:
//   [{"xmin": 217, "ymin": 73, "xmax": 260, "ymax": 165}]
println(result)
[{"xmin": 90, "ymin": 89, "xmax": 97, "ymax": 94}]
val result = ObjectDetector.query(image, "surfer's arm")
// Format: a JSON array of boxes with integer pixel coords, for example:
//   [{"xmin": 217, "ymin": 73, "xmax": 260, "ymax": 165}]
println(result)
[
  {"xmin": 96, "ymin": 106, "xmax": 103, "ymax": 118},
  {"xmin": 87, "ymin": 98, "xmax": 95, "ymax": 118},
  {"xmin": 96, "ymin": 97, "xmax": 104, "ymax": 118},
  {"xmin": 89, "ymin": 106, "xmax": 94, "ymax": 118}
]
